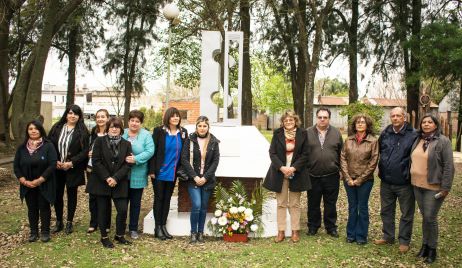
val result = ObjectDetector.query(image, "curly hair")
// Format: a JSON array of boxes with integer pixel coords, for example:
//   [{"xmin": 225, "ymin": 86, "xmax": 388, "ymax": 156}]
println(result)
[
  {"xmin": 350, "ymin": 113, "xmax": 375, "ymax": 136},
  {"xmin": 279, "ymin": 110, "xmax": 301, "ymax": 128}
]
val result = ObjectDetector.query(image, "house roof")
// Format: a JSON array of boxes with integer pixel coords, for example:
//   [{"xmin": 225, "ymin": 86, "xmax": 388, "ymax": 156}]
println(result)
[{"xmin": 313, "ymin": 96, "xmax": 438, "ymax": 108}]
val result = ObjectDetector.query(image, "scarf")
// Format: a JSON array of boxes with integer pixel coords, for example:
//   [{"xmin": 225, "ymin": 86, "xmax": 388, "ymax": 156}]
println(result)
[
  {"xmin": 421, "ymin": 131, "xmax": 436, "ymax": 152},
  {"xmin": 196, "ymin": 132, "xmax": 210, "ymax": 168},
  {"xmin": 108, "ymin": 135, "xmax": 122, "ymax": 159},
  {"xmin": 284, "ymin": 128, "xmax": 296, "ymax": 141},
  {"xmin": 27, "ymin": 138, "xmax": 44, "ymax": 155},
  {"xmin": 355, "ymin": 132, "xmax": 366, "ymax": 145}
]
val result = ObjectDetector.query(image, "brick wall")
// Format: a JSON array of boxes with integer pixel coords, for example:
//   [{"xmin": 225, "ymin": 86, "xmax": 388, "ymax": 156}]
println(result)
[{"xmin": 164, "ymin": 98, "xmax": 200, "ymax": 125}]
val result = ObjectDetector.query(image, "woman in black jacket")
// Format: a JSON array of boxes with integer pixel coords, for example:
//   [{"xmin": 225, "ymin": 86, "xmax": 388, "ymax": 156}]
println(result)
[
  {"xmin": 48, "ymin": 104, "xmax": 89, "ymax": 234},
  {"xmin": 263, "ymin": 110, "xmax": 310, "ymax": 243},
  {"xmin": 87, "ymin": 117, "xmax": 132, "ymax": 248},
  {"xmin": 86, "ymin": 109, "xmax": 110, "ymax": 233},
  {"xmin": 148, "ymin": 107, "xmax": 188, "ymax": 240},
  {"xmin": 14, "ymin": 120, "xmax": 57, "ymax": 242},
  {"xmin": 180, "ymin": 116, "xmax": 220, "ymax": 243}
]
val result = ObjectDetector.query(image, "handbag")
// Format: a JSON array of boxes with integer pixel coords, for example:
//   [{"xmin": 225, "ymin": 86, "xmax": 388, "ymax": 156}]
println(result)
[{"xmin": 177, "ymin": 140, "xmax": 194, "ymax": 181}]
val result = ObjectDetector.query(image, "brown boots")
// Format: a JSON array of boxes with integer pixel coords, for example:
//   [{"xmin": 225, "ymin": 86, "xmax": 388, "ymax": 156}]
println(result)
[
  {"xmin": 274, "ymin": 231, "xmax": 285, "ymax": 243},
  {"xmin": 291, "ymin": 230, "xmax": 300, "ymax": 243}
]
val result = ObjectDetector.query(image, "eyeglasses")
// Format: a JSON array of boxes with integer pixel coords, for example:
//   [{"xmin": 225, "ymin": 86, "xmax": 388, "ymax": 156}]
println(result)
[{"xmin": 317, "ymin": 116, "xmax": 329, "ymax": 120}]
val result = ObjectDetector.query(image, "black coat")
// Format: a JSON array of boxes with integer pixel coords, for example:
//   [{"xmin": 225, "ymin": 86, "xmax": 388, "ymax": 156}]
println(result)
[
  {"xmin": 86, "ymin": 136, "xmax": 132, "ymax": 198},
  {"xmin": 180, "ymin": 133, "xmax": 220, "ymax": 191},
  {"xmin": 263, "ymin": 128, "xmax": 311, "ymax": 192},
  {"xmin": 149, "ymin": 126, "xmax": 188, "ymax": 176},
  {"xmin": 14, "ymin": 140, "xmax": 57, "ymax": 204},
  {"xmin": 48, "ymin": 123, "xmax": 90, "ymax": 187}
]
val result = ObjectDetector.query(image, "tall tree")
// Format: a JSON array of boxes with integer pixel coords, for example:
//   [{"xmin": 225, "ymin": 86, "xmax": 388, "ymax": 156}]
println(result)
[
  {"xmin": 103, "ymin": 0, "xmax": 164, "ymax": 125},
  {"xmin": 240, "ymin": 0, "xmax": 252, "ymax": 125},
  {"xmin": 10, "ymin": 0, "xmax": 84, "ymax": 140}
]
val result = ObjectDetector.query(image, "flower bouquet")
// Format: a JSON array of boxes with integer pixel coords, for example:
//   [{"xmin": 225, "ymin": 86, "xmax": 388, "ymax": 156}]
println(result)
[{"xmin": 208, "ymin": 180, "xmax": 266, "ymax": 242}]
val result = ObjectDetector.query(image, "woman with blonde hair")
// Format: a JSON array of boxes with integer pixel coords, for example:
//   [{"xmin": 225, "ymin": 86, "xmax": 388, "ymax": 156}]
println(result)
[{"xmin": 263, "ymin": 110, "xmax": 310, "ymax": 243}]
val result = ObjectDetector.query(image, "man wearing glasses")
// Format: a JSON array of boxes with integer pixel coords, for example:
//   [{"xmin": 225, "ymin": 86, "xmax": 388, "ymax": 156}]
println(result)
[{"xmin": 305, "ymin": 107, "xmax": 343, "ymax": 237}]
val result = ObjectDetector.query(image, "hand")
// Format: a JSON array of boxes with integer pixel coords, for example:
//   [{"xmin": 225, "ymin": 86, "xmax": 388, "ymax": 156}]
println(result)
[
  {"xmin": 19, "ymin": 177, "xmax": 26, "ymax": 186},
  {"xmin": 194, "ymin": 176, "xmax": 202, "ymax": 186},
  {"xmin": 56, "ymin": 161, "xmax": 63, "ymax": 169},
  {"xmin": 24, "ymin": 180, "xmax": 37, "ymax": 188},
  {"xmin": 62, "ymin": 162, "xmax": 73, "ymax": 171},
  {"xmin": 347, "ymin": 179, "xmax": 355, "ymax": 187},
  {"xmin": 106, "ymin": 177, "xmax": 117, "ymax": 187},
  {"xmin": 440, "ymin": 190, "xmax": 449, "ymax": 198},
  {"xmin": 197, "ymin": 177, "xmax": 207, "ymax": 186},
  {"xmin": 125, "ymin": 154, "xmax": 136, "ymax": 164},
  {"xmin": 88, "ymin": 150, "xmax": 93, "ymax": 158},
  {"xmin": 353, "ymin": 180, "xmax": 361, "ymax": 186},
  {"xmin": 279, "ymin": 166, "xmax": 292, "ymax": 177},
  {"xmin": 149, "ymin": 174, "xmax": 155, "ymax": 180}
]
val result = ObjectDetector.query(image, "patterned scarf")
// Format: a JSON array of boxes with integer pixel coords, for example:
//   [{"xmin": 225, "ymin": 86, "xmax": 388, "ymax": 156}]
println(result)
[
  {"xmin": 284, "ymin": 128, "xmax": 296, "ymax": 141},
  {"xmin": 355, "ymin": 132, "xmax": 366, "ymax": 145},
  {"xmin": 421, "ymin": 131, "xmax": 436, "ymax": 152},
  {"xmin": 108, "ymin": 135, "xmax": 122, "ymax": 159},
  {"xmin": 27, "ymin": 138, "xmax": 43, "ymax": 155}
]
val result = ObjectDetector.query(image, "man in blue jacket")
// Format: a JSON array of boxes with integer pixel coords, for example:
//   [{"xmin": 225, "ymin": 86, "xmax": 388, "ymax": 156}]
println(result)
[{"xmin": 374, "ymin": 107, "xmax": 418, "ymax": 253}]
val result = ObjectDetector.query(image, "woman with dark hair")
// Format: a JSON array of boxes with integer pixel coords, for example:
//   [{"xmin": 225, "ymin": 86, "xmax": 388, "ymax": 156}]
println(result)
[
  {"xmin": 122, "ymin": 110, "xmax": 154, "ymax": 239},
  {"xmin": 340, "ymin": 114, "xmax": 379, "ymax": 245},
  {"xmin": 14, "ymin": 120, "xmax": 57, "ymax": 242},
  {"xmin": 87, "ymin": 117, "xmax": 132, "ymax": 248},
  {"xmin": 86, "ymin": 109, "xmax": 110, "ymax": 233},
  {"xmin": 181, "ymin": 116, "xmax": 220, "ymax": 243},
  {"xmin": 48, "ymin": 104, "xmax": 90, "ymax": 234},
  {"xmin": 263, "ymin": 110, "xmax": 310, "ymax": 243},
  {"xmin": 149, "ymin": 107, "xmax": 188, "ymax": 240},
  {"xmin": 410, "ymin": 114, "xmax": 454, "ymax": 263}
]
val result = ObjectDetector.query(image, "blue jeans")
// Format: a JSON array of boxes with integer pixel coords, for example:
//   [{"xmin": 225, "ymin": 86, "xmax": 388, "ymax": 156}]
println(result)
[
  {"xmin": 344, "ymin": 180, "xmax": 373, "ymax": 242},
  {"xmin": 128, "ymin": 188, "xmax": 144, "ymax": 232},
  {"xmin": 188, "ymin": 184, "xmax": 212, "ymax": 233}
]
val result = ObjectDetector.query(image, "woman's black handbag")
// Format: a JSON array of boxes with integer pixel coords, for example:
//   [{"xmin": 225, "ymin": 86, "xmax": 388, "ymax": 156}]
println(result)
[{"xmin": 177, "ymin": 141, "xmax": 194, "ymax": 181}]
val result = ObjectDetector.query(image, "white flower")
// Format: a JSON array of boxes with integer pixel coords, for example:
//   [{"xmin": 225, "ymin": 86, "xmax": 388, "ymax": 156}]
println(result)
[
  {"xmin": 250, "ymin": 224, "xmax": 258, "ymax": 232},
  {"xmin": 210, "ymin": 217, "xmax": 218, "ymax": 225},
  {"xmin": 218, "ymin": 216, "xmax": 228, "ymax": 226},
  {"xmin": 214, "ymin": 209, "xmax": 222, "ymax": 217},
  {"xmin": 231, "ymin": 221, "xmax": 240, "ymax": 231},
  {"xmin": 238, "ymin": 206, "xmax": 246, "ymax": 213},
  {"xmin": 229, "ymin": 207, "xmax": 238, "ymax": 214},
  {"xmin": 244, "ymin": 208, "xmax": 253, "ymax": 217},
  {"xmin": 228, "ymin": 197, "xmax": 233, "ymax": 203},
  {"xmin": 245, "ymin": 214, "xmax": 254, "ymax": 222}
]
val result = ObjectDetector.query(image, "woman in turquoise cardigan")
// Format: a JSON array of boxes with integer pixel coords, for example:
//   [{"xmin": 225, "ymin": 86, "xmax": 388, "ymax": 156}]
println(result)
[{"xmin": 122, "ymin": 110, "xmax": 154, "ymax": 239}]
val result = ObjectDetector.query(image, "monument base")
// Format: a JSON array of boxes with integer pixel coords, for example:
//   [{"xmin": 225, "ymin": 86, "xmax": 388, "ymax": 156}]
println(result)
[{"xmin": 143, "ymin": 197, "xmax": 294, "ymax": 238}]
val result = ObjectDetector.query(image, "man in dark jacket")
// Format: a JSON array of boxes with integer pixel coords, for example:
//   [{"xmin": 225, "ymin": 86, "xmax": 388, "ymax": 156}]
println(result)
[
  {"xmin": 374, "ymin": 107, "xmax": 418, "ymax": 253},
  {"xmin": 305, "ymin": 107, "xmax": 343, "ymax": 237}
]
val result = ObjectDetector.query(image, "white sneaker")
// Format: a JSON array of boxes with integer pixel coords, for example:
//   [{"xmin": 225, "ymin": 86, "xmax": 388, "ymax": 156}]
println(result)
[{"xmin": 130, "ymin": 231, "xmax": 139, "ymax": 239}]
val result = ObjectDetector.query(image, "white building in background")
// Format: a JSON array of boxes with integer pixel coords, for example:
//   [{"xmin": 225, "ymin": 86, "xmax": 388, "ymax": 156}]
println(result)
[{"xmin": 42, "ymin": 83, "xmax": 162, "ymax": 118}]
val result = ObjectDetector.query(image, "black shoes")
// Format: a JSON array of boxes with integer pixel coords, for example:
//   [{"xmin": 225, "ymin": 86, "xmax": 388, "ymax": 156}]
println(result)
[
  {"xmin": 424, "ymin": 248, "xmax": 437, "ymax": 264},
  {"xmin": 190, "ymin": 232, "xmax": 197, "ymax": 244},
  {"xmin": 28, "ymin": 233, "xmax": 38, "ymax": 242},
  {"xmin": 40, "ymin": 233, "xmax": 51, "ymax": 242},
  {"xmin": 101, "ymin": 237, "xmax": 114, "ymax": 248},
  {"xmin": 65, "ymin": 222, "xmax": 73, "ymax": 234},
  {"xmin": 416, "ymin": 244, "xmax": 428, "ymax": 258},
  {"xmin": 346, "ymin": 238, "xmax": 355, "ymax": 243},
  {"xmin": 87, "ymin": 226, "xmax": 97, "ymax": 234},
  {"xmin": 161, "ymin": 225, "xmax": 173, "ymax": 239},
  {"xmin": 197, "ymin": 232, "xmax": 205, "ymax": 243},
  {"xmin": 154, "ymin": 225, "xmax": 166, "ymax": 240},
  {"xmin": 306, "ymin": 229, "xmax": 318, "ymax": 236},
  {"xmin": 52, "ymin": 221, "xmax": 63, "ymax": 234},
  {"xmin": 114, "ymin": 235, "xmax": 132, "ymax": 245},
  {"xmin": 327, "ymin": 230, "xmax": 339, "ymax": 238}
]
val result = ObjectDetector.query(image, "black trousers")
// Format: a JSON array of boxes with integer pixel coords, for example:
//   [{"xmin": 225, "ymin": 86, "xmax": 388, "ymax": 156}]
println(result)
[
  {"xmin": 89, "ymin": 193, "xmax": 111, "ymax": 229},
  {"xmin": 55, "ymin": 176, "xmax": 78, "ymax": 222},
  {"xmin": 307, "ymin": 173, "xmax": 340, "ymax": 232},
  {"xmin": 25, "ymin": 187, "xmax": 51, "ymax": 235},
  {"xmin": 96, "ymin": 196, "xmax": 127, "ymax": 237},
  {"xmin": 153, "ymin": 180, "xmax": 175, "ymax": 225}
]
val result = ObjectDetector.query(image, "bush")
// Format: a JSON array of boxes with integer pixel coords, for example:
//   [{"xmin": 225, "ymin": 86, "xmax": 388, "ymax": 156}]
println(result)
[
  {"xmin": 139, "ymin": 107, "xmax": 163, "ymax": 131},
  {"xmin": 340, "ymin": 102, "xmax": 384, "ymax": 135}
]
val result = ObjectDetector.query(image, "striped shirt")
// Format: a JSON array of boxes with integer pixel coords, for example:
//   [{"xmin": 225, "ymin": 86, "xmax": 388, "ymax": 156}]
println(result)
[{"xmin": 58, "ymin": 125, "xmax": 74, "ymax": 162}]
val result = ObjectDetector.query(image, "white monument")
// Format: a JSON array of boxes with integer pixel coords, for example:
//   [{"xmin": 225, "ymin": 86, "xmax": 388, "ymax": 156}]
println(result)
[{"xmin": 143, "ymin": 31, "xmax": 290, "ymax": 238}]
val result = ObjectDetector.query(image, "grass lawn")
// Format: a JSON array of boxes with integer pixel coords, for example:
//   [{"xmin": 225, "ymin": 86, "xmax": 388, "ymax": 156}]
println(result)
[{"xmin": 1, "ymin": 162, "xmax": 462, "ymax": 266}]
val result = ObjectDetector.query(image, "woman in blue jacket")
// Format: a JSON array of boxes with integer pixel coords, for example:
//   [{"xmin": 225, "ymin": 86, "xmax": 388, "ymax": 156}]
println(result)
[
  {"xmin": 149, "ymin": 107, "xmax": 187, "ymax": 240},
  {"xmin": 14, "ymin": 120, "xmax": 57, "ymax": 242},
  {"xmin": 122, "ymin": 110, "xmax": 154, "ymax": 239}
]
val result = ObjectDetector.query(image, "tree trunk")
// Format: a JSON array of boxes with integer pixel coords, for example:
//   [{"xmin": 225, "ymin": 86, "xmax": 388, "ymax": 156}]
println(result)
[
  {"xmin": 0, "ymin": 3, "xmax": 12, "ymax": 142},
  {"xmin": 296, "ymin": 49, "xmax": 306, "ymax": 126},
  {"xmin": 66, "ymin": 24, "xmax": 80, "ymax": 107},
  {"xmin": 348, "ymin": 0, "xmax": 359, "ymax": 104},
  {"xmin": 457, "ymin": 78, "xmax": 462, "ymax": 151},
  {"xmin": 407, "ymin": 0, "xmax": 421, "ymax": 127},
  {"xmin": 240, "ymin": 0, "xmax": 252, "ymax": 125}
]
